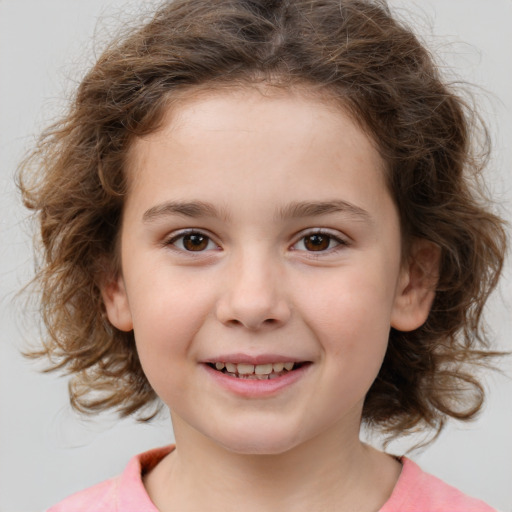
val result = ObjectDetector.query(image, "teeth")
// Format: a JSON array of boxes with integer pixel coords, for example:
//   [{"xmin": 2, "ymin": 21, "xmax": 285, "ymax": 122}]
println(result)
[
  {"xmin": 237, "ymin": 363, "xmax": 255, "ymax": 375},
  {"xmin": 255, "ymin": 363, "xmax": 273, "ymax": 375},
  {"xmin": 225, "ymin": 362, "xmax": 237, "ymax": 373},
  {"xmin": 212, "ymin": 361, "xmax": 297, "ymax": 376},
  {"xmin": 272, "ymin": 362, "xmax": 284, "ymax": 372}
]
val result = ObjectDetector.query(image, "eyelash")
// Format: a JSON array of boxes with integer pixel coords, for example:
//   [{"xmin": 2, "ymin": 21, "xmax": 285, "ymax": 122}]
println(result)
[
  {"xmin": 165, "ymin": 229, "xmax": 349, "ymax": 255},
  {"xmin": 164, "ymin": 230, "xmax": 220, "ymax": 253},
  {"xmin": 291, "ymin": 229, "xmax": 349, "ymax": 255}
]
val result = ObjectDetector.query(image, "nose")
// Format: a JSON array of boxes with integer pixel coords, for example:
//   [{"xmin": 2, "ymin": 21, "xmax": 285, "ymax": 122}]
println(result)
[{"xmin": 215, "ymin": 251, "xmax": 291, "ymax": 330}]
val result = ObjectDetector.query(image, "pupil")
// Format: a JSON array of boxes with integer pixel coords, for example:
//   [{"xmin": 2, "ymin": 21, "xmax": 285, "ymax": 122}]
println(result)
[
  {"xmin": 305, "ymin": 234, "xmax": 329, "ymax": 251},
  {"xmin": 183, "ymin": 234, "xmax": 208, "ymax": 251}
]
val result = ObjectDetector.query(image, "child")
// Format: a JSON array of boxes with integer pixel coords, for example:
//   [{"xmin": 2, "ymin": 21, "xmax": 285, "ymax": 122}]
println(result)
[{"xmin": 18, "ymin": 0, "xmax": 507, "ymax": 510}]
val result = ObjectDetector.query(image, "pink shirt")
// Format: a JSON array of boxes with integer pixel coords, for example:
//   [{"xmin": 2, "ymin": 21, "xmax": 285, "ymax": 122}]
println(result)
[{"xmin": 47, "ymin": 446, "xmax": 497, "ymax": 512}]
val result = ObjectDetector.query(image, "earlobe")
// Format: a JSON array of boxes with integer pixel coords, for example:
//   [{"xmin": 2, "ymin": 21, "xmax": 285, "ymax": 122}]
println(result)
[
  {"xmin": 391, "ymin": 239, "xmax": 441, "ymax": 332},
  {"xmin": 101, "ymin": 274, "xmax": 133, "ymax": 332}
]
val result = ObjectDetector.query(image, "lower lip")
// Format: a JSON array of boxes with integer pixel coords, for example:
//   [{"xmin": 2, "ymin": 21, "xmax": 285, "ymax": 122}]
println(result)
[{"xmin": 202, "ymin": 363, "xmax": 311, "ymax": 398}]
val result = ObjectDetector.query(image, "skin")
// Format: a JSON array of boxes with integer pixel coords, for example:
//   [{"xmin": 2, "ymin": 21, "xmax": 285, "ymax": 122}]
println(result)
[{"xmin": 103, "ymin": 86, "xmax": 437, "ymax": 511}]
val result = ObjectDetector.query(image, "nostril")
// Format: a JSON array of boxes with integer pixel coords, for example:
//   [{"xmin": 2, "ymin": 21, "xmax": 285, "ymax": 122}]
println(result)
[
  {"xmin": 224, "ymin": 317, "xmax": 279, "ymax": 329},
  {"xmin": 216, "ymin": 297, "xmax": 291, "ymax": 330}
]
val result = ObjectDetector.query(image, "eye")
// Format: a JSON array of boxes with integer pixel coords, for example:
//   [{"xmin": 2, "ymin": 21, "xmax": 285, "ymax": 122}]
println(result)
[
  {"xmin": 292, "ymin": 231, "xmax": 347, "ymax": 252},
  {"xmin": 168, "ymin": 231, "xmax": 218, "ymax": 252}
]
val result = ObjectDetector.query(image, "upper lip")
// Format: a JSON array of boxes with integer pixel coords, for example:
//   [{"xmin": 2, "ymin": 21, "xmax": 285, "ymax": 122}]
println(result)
[{"xmin": 202, "ymin": 353, "xmax": 309, "ymax": 365}]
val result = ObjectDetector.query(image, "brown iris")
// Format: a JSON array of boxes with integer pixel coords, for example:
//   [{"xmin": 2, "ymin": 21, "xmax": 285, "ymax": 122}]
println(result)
[
  {"xmin": 303, "ymin": 234, "xmax": 330, "ymax": 251},
  {"xmin": 182, "ymin": 233, "xmax": 209, "ymax": 251}
]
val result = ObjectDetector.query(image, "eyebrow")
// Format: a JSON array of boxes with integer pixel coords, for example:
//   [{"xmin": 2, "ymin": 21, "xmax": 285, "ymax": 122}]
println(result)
[
  {"xmin": 142, "ymin": 199, "xmax": 372, "ymax": 224},
  {"xmin": 276, "ymin": 200, "xmax": 372, "ymax": 223},
  {"xmin": 143, "ymin": 200, "xmax": 229, "ymax": 222}
]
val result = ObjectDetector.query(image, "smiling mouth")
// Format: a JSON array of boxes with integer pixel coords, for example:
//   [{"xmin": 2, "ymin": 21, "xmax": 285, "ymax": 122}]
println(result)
[{"xmin": 206, "ymin": 362, "xmax": 307, "ymax": 380}]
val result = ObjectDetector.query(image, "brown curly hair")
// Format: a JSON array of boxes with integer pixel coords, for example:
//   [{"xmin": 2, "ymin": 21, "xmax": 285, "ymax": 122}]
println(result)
[{"xmin": 19, "ymin": 0, "xmax": 507, "ymax": 439}]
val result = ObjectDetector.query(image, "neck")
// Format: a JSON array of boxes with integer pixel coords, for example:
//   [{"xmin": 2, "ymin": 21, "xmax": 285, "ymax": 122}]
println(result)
[{"xmin": 145, "ymin": 417, "xmax": 401, "ymax": 512}]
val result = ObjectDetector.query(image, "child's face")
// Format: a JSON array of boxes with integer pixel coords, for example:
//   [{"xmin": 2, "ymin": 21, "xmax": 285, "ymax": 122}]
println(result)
[{"xmin": 103, "ymin": 87, "xmax": 430, "ymax": 454}]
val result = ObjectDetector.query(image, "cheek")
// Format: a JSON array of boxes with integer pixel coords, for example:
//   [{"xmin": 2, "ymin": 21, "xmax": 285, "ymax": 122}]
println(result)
[
  {"xmin": 128, "ymin": 273, "xmax": 215, "ymax": 366},
  {"xmin": 131, "ymin": 265, "xmax": 212, "ymax": 325},
  {"xmin": 297, "ymin": 270, "xmax": 396, "ymax": 368},
  {"xmin": 301, "ymin": 275, "xmax": 395, "ymax": 334}
]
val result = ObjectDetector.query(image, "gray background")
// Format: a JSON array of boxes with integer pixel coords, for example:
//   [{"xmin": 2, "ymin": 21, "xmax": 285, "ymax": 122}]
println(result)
[{"xmin": 1, "ymin": 1, "xmax": 511, "ymax": 511}]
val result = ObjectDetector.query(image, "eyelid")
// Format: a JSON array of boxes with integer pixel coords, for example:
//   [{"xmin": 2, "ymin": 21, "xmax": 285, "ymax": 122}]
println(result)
[
  {"xmin": 163, "ymin": 228, "xmax": 221, "ymax": 252},
  {"xmin": 290, "ymin": 228, "xmax": 351, "ymax": 253},
  {"xmin": 161, "ymin": 227, "xmax": 350, "ymax": 254}
]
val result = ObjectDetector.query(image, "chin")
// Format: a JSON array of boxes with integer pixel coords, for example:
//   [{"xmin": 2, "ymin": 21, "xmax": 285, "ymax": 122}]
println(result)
[
  {"xmin": 209, "ymin": 425, "xmax": 304, "ymax": 456},
  {"xmin": 218, "ymin": 440, "xmax": 298, "ymax": 456}
]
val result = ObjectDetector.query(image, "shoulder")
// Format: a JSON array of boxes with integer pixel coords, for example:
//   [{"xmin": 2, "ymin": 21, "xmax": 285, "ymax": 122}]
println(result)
[
  {"xmin": 380, "ymin": 457, "xmax": 497, "ymax": 512},
  {"xmin": 46, "ymin": 446, "xmax": 174, "ymax": 512},
  {"xmin": 46, "ymin": 477, "xmax": 119, "ymax": 512}
]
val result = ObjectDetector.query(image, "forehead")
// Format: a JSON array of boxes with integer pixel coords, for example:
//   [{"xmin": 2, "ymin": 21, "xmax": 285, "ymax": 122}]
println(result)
[
  {"xmin": 121, "ymin": 85, "xmax": 401, "ymax": 250},
  {"xmin": 126, "ymin": 84, "xmax": 387, "ymax": 193}
]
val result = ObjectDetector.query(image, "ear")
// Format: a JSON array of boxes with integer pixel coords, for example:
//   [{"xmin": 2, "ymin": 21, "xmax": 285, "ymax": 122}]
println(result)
[
  {"xmin": 391, "ymin": 239, "xmax": 440, "ymax": 332},
  {"xmin": 100, "ymin": 273, "xmax": 133, "ymax": 332}
]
